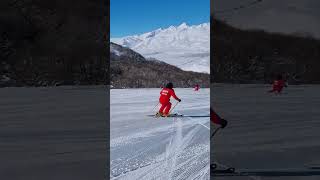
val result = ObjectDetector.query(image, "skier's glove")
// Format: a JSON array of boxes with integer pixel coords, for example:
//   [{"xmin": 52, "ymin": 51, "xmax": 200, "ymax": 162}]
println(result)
[
  {"xmin": 178, "ymin": 99, "xmax": 181, "ymax": 102},
  {"xmin": 220, "ymin": 119, "xmax": 228, "ymax": 129}
]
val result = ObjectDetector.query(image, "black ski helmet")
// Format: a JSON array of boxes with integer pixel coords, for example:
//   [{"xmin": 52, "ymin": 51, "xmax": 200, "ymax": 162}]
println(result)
[
  {"xmin": 166, "ymin": 82, "xmax": 173, "ymax": 89},
  {"xmin": 277, "ymin": 74, "xmax": 283, "ymax": 80}
]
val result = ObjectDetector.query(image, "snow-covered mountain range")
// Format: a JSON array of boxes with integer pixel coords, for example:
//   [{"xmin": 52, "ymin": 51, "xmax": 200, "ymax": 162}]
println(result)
[{"xmin": 111, "ymin": 22, "xmax": 210, "ymax": 73}]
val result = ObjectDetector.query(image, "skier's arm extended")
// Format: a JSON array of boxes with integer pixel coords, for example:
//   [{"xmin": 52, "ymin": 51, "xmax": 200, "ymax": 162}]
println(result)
[
  {"xmin": 211, "ymin": 109, "xmax": 227, "ymax": 128},
  {"xmin": 211, "ymin": 109, "xmax": 221, "ymax": 124},
  {"xmin": 170, "ymin": 89, "xmax": 181, "ymax": 102}
]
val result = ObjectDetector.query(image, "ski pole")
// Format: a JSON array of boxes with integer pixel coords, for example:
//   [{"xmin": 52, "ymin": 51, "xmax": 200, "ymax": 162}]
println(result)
[
  {"xmin": 168, "ymin": 101, "xmax": 179, "ymax": 115},
  {"xmin": 151, "ymin": 102, "xmax": 160, "ymax": 113},
  {"xmin": 211, "ymin": 127, "xmax": 221, "ymax": 139}
]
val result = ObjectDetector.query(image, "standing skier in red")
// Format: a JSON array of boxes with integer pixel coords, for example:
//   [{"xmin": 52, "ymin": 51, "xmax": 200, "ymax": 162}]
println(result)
[
  {"xmin": 268, "ymin": 74, "xmax": 287, "ymax": 94},
  {"xmin": 156, "ymin": 82, "xmax": 181, "ymax": 117},
  {"xmin": 194, "ymin": 84, "xmax": 200, "ymax": 91}
]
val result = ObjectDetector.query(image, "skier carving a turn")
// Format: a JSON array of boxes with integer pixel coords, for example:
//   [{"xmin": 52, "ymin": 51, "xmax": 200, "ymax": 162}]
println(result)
[{"xmin": 156, "ymin": 82, "xmax": 181, "ymax": 117}]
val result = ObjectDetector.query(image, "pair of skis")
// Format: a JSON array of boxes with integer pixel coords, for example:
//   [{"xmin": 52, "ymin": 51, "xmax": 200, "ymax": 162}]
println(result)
[
  {"xmin": 147, "ymin": 113, "xmax": 184, "ymax": 118},
  {"xmin": 211, "ymin": 164, "xmax": 320, "ymax": 177},
  {"xmin": 211, "ymin": 163, "xmax": 235, "ymax": 174}
]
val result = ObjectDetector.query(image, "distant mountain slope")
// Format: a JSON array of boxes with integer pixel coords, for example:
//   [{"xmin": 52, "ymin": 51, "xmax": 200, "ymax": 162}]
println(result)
[
  {"xmin": 110, "ymin": 42, "xmax": 209, "ymax": 88},
  {"xmin": 111, "ymin": 22, "xmax": 210, "ymax": 73},
  {"xmin": 212, "ymin": 18, "xmax": 320, "ymax": 84}
]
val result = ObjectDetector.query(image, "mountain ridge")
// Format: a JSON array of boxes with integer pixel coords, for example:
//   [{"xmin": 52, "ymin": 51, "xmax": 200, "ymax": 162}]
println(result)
[
  {"xmin": 110, "ymin": 42, "xmax": 209, "ymax": 88},
  {"xmin": 111, "ymin": 22, "xmax": 210, "ymax": 73}
]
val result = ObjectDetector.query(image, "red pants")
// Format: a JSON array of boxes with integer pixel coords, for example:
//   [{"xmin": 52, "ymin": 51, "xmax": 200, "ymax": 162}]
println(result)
[
  {"xmin": 269, "ymin": 87, "xmax": 283, "ymax": 93},
  {"xmin": 159, "ymin": 102, "xmax": 172, "ymax": 114}
]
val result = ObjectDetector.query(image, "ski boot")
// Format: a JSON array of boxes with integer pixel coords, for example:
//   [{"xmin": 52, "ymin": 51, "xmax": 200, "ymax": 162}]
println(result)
[
  {"xmin": 155, "ymin": 112, "xmax": 163, "ymax": 118},
  {"xmin": 211, "ymin": 163, "xmax": 235, "ymax": 174},
  {"xmin": 161, "ymin": 113, "xmax": 170, "ymax": 117},
  {"xmin": 210, "ymin": 163, "xmax": 217, "ymax": 170}
]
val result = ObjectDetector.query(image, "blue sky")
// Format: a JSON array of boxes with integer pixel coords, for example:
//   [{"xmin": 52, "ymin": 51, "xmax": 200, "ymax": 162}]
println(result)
[{"xmin": 110, "ymin": 0, "xmax": 210, "ymax": 38}]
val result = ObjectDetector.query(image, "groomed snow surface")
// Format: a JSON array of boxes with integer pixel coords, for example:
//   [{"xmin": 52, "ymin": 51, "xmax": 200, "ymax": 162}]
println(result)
[
  {"xmin": 110, "ymin": 88, "xmax": 210, "ymax": 180},
  {"xmin": 211, "ymin": 84, "xmax": 320, "ymax": 180}
]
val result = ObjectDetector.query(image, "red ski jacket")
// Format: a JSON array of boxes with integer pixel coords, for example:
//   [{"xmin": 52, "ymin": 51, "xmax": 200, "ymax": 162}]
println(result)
[
  {"xmin": 272, "ymin": 80, "xmax": 285, "ymax": 92},
  {"xmin": 159, "ymin": 88, "xmax": 179, "ymax": 104},
  {"xmin": 194, "ymin": 85, "xmax": 199, "ymax": 91},
  {"xmin": 210, "ymin": 108, "xmax": 222, "ymax": 124}
]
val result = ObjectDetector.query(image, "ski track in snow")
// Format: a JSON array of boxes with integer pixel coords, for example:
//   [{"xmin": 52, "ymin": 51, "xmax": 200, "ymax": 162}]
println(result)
[{"xmin": 110, "ymin": 88, "xmax": 210, "ymax": 179}]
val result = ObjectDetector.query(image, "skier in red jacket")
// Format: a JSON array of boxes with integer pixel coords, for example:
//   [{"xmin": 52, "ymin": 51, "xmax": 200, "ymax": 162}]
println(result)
[
  {"xmin": 268, "ymin": 74, "xmax": 287, "ymax": 94},
  {"xmin": 157, "ymin": 82, "xmax": 181, "ymax": 117},
  {"xmin": 210, "ymin": 108, "xmax": 227, "ymax": 128},
  {"xmin": 194, "ymin": 84, "xmax": 200, "ymax": 91}
]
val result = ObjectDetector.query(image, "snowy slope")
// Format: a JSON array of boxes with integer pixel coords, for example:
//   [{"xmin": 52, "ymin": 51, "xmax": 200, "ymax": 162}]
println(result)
[
  {"xmin": 111, "ymin": 23, "xmax": 210, "ymax": 73},
  {"xmin": 110, "ymin": 88, "xmax": 210, "ymax": 179}
]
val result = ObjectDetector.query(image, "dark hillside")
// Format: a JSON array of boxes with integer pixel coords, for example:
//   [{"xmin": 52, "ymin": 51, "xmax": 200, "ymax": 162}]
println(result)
[
  {"xmin": 0, "ymin": 0, "xmax": 108, "ymax": 87},
  {"xmin": 211, "ymin": 18, "xmax": 320, "ymax": 84},
  {"xmin": 110, "ymin": 43, "xmax": 209, "ymax": 88}
]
